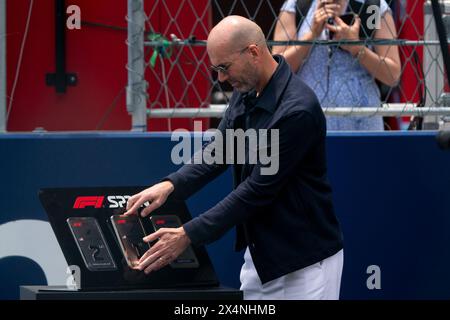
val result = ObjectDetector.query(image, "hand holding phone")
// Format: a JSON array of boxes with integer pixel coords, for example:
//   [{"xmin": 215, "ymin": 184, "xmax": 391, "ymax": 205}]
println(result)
[
  {"xmin": 314, "ymin": 0, "xmax": 342, "ymax": 38},
  {"xmin": 339, "ymin": 13, "xmax": 355, "ymax": 26}
]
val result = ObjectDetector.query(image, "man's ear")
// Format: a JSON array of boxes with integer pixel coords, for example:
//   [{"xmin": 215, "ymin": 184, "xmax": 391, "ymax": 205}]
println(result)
[{"xmin": 248, "ymin": 44, "xmax": 260, "ymax": 58}]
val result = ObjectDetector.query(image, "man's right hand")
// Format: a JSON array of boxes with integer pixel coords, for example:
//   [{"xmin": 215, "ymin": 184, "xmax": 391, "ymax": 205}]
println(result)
[{"xmin": 124, "ymin": 181, "xmax": 175, "ymax": 217}]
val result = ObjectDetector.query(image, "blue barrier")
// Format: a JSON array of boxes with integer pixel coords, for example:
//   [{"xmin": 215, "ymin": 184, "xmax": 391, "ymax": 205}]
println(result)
[{"xmin": 0, "ymin": 132, "xmax": 449, "ymax": 299}]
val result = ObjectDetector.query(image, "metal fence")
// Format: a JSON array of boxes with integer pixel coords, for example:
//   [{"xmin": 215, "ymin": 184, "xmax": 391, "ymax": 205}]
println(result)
[{"xmin": 126, "ymin": 0, "xmax": 450, "ymax": 131}]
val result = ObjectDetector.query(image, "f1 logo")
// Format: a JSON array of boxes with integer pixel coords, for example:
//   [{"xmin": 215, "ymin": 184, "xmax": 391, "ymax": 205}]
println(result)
[{"xmin": 73, "ymin": 196, "xmax": 104, "ymax": 209}]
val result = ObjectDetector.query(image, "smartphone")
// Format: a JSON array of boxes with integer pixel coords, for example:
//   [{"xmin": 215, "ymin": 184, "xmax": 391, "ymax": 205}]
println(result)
[
  {"xmin": 150, "ymin": 215, "xmax": 199, "ymax": 269},
  {"xmin": 67, "ymin": 217, "xmax": 117, "ymax": 271},
  {"xmin": 340, "ymin": 13, "xmax": 355, "ymax": 26},
  {"xmin": 110, "ymin": 214, "xmax": 150, "ymax": 269},
  {"xmin": 340, "ymin": 13, "xmax": 375, "ymax": 39},
  {"xmin": 329, "ymin": 13, "xmax": 355, "ymax": 40}
]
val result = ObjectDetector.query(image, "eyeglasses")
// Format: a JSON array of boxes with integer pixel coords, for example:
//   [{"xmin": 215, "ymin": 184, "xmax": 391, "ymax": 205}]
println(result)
[
  {"xmin": 210, "ymin": 44, "xmax": 255, "ymax": 74},
  {"xmin": 210, "ymin": 62, "xmax": 232, "ymax": 74}
]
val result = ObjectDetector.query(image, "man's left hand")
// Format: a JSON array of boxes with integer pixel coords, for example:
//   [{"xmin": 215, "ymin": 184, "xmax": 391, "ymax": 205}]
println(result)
[{"xmin": 137, "ymin": 226, "xmax": 191, "ymax": 274}]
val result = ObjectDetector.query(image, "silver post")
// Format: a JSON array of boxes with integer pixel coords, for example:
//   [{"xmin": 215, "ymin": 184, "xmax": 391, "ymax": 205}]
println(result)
[
  {"xmin": 423, "ymin": 0, "xmax": 450, "ymax": 129},
  {"xmin": 0, "ymin": 0, "xmax": 6, "ymax": 132},
  {"xmin": 126, "ymin": 0, "xmax": 147, "ymax": 131}
]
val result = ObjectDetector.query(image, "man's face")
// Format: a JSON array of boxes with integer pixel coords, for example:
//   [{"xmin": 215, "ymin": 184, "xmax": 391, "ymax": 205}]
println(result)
[{"xmin": 209, "ymin": 45, "xmax": 259, "ymax": 93}]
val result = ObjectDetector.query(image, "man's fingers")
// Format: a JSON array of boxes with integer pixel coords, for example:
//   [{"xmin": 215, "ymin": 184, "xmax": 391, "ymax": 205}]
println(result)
[
  {"xmin": 123, "ymin": 198, "xmax": 143, "ymax": 216},
  {"xmin": 144, "ymin": 255, "xmax": 171, "ymax": 274},
  {"xmin": 125, "ymin": 194, "xmax": 136, "ymax": 211},
  {"xmin": 139, "ymin": 231, "xmax": 164, "ymax": 263},
  {"xmin": 139, "ymin": 199, "xmax": 162, "ymax": 217},
  {"xmin": 123, "ymin": 208, "xmax": 135, "ymax": 216},
  {"xmin": 124, "ymin": 194, "xmax": 153, "ymax": 216},
  {"xmin": 138, "ymin": 249, "xmax": 166, "ymax": 272},
  {"xmin": 138, "ymin": 248, "xmax": 153, "ymax": 265},
  {"xmin": 143, "ymin": 229, "xmax": 162, "ymax": 243},
  {"xmin": 138, "ymin": 238, "xmax": 163, "ymax": 263},
  {"xmin": 126, "ymin": 192, "xmax": 144, "ymax": 210},
  {"xmin": 139, "ymin": 254, "xmax": 158, "ymax": 272},
  {"xmin": 146, "ymin": 259, "xmax": 167, "ymax": 273}
]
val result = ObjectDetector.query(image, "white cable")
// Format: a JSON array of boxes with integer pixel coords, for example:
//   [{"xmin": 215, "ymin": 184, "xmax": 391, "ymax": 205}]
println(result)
[{"xmin": 6, "ymin": 0, "xmax": 34, "ymax": 125}]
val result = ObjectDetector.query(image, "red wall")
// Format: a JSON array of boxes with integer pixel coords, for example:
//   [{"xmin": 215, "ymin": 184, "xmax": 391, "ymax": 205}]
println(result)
[
  {"xmin": 6, "ymin": 0, "xmax": 211, "ymax": 131},
  {"xmin": 396, "ymin": 0, "xmax": 425, "ymax": 104}
]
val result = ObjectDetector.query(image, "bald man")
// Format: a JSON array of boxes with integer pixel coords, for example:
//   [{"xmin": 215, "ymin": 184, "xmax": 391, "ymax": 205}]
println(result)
[{"xmin": 125, "ymin": 16, "xmax": 344, "ymax": 300}]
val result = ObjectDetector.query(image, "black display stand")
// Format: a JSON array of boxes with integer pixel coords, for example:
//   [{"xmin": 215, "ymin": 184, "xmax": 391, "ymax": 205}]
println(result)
[
  {"xmin": 39, "ymin": 187, "xmax": 220, "ymax": 290},
  {"xmin": 20, "ymin": 285, "xmax": 243, "ymax": 300}
]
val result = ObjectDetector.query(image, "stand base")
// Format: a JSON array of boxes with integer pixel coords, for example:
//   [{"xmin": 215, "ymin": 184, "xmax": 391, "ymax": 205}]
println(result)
[{"xmin": 20, "ymin": 285, "xmax": 243, "ymax": 300}]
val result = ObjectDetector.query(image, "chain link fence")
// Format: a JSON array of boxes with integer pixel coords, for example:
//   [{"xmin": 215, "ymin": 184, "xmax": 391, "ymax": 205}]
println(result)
[{"xmin": 126, "ymin": 0, "xmax": 450, "ymax": 131}]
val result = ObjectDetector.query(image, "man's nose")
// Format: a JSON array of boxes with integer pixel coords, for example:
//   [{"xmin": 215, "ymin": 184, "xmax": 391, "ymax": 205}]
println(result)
[{"xmin": 218, "ymin": 71, "xmax": 228, "ymax": 83}]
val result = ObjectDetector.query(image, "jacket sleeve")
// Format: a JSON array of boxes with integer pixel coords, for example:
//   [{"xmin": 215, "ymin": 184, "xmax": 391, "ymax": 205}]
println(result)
[
  {"xmin": 183, "ymin": 111, "xmax": 321, "ymax": 245},
  {"xmin": 163, "ymin": 103, "xmax": 233, "ymax": 200}
]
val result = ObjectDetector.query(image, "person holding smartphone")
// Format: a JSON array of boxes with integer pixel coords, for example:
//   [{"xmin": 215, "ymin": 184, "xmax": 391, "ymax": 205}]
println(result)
[{"xmin": 273, "ymin": 0, "xmax": 401, "ymax": 131}]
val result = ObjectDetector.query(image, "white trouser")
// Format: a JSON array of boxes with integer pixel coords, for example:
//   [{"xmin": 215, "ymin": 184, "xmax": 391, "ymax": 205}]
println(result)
[{"xmin": 240, "ymin": 248, "xmax": 344, "ymax": 300}]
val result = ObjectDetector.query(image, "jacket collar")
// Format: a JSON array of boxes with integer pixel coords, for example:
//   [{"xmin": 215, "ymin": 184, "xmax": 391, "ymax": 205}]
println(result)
[{"xmin": 230, "ymin": 55, "xmax": 292, "ymax": 120}]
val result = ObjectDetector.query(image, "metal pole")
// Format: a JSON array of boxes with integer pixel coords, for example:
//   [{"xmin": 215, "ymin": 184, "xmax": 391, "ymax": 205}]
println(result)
[
  {"xmin": 146, "ymin": 105, "xmax": 450, "ymax": 118},
  {"xmin": 431, "ymin": 0, "xmax": 450, "ymax": 86},
  {"xmin": 0, "ymin": 0, "xmax": 6, "ymax": 132},
  {"xmin": 144, "ymin": 39, "xmax": 447, "ymax": 47},
  {"xmin": 423, "ymin": 1, "xmax": 450, "ymax": 129},
  {"xmin": 126, "ymin": 0, "xmax": 147, "ymax": 131}
]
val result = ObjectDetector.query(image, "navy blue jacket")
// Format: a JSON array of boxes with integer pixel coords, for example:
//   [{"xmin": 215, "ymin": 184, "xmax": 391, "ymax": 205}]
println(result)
[{"xmin": 165, "ymin": 55, "xmax": 343, "ymax": 284}]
